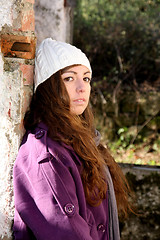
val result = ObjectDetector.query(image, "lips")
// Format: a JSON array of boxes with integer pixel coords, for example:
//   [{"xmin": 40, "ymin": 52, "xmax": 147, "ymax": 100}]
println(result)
[
  {"xmin": 70, "ymin": 97, "xmax": 88, "ymax": 115},
  {"xmin": 73, "ymin": 98, "xmax": 86, "ymax": 103}
]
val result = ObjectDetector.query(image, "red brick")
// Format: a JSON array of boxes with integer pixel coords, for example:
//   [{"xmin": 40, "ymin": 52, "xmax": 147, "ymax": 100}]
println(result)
[
  {"xmin": 21, "ymin": 9, "xmax": 35, "ymax": 31},
  {"xmin": 1, "ymin": 35, "xmax": 36, "ymax": 59},
  {"xmin": 20, "ymin": 64, "xmax": 34, "ymax": 86},
  {"xmin": 12, "ymin": 0, "xmax": 35, "ymax": 32}
]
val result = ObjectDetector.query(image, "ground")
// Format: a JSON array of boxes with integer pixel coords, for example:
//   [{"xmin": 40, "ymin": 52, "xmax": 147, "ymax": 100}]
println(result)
[{"xmin": 112, "ymin": 145, "xmax": 160, "ymax": 166}]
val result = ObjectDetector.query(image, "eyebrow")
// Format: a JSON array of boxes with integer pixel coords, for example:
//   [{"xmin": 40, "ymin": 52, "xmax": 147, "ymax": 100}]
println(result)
[{"xmin": 61, "ymin": 70, "xmax": 91, "ymax": 75}]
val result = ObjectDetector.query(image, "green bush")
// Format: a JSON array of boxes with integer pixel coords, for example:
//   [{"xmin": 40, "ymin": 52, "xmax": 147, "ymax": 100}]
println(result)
[{"xmin": 73, "ymin": 0, "xmax": 160, "ymax": 84}]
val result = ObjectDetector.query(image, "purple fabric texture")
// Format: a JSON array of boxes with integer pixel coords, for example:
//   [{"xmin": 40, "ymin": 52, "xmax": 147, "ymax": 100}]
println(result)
[{"xmin": 13, "ymin": 123, "xmax": 112, "ymax": 240}]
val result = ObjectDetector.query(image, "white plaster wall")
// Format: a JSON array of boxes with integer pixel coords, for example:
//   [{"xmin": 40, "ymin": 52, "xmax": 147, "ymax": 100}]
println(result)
[
  {"xmin": 0, "ymin": 60, "xmax": 23, "ymax": 238},
  {"xmin": 0, "ymin": 58, "xmax": 33, "ymax": 240},
  {"xmin": 0, "ymin": 0, "xmax": 14, "ymax": 31},
  {"xmin": 34, "ymin": 0, "xmax": 73, "ymax": 45},
  {"xmin": 0, "ymin": 1, "xmax": 23, "ymax": 237}
]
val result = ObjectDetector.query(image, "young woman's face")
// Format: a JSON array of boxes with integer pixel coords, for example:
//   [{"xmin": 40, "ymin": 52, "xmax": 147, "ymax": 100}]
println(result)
[{"xmin": 61, "ymin": 65, "xmax": 91, "ymax": 115}]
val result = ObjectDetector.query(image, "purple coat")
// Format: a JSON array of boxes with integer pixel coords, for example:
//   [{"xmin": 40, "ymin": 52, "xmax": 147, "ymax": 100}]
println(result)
[{"xmin": 13, "ymin": 123, "xmax": 112, "ymax": 240}]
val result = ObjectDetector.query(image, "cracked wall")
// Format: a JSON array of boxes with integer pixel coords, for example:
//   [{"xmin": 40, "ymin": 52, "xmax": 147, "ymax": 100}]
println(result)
[{"xmin": 0, "ymin": 0, "xmax": 35, "ymax": 238}]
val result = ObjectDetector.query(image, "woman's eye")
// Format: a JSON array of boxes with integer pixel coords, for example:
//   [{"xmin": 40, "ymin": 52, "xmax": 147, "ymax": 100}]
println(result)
[
  {"xmin": 63, "ymin": 77, "xmax": 73, "ymax": 82},
  {"xmin": 84, "ymin": 77, "xmax": 91, "ymax": 82}
]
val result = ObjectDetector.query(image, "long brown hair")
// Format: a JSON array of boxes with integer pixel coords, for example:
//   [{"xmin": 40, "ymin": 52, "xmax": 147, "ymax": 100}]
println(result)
[{"xmin": 24, "ymin": 69, "xmax": 132, "ymax": 216}]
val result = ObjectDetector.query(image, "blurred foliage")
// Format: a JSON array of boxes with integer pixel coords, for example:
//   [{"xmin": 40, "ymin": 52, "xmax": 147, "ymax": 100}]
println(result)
[
  {"xmin": 73, "ymin": 0, "xmax": 160, "ymax": 84},
  {"xmin": 73, "ymin": 1, "xmax": 160, "ymax": 165}
]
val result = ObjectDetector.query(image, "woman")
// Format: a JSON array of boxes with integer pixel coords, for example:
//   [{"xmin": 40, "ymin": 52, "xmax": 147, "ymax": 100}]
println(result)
[{"xmin": 13, "ymin": 38, "xmax": 131, "ymax": 240}]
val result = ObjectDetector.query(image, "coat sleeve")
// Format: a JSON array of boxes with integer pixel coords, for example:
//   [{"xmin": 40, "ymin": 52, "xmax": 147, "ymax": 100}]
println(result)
[{"xmin": 13, "ymin": 151, "xmax": 97, "ymax": 240}]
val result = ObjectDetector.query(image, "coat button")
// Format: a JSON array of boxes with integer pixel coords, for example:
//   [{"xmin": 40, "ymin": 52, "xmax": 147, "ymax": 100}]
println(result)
[
  {"xmin": 97, "ymin": 224, "xmax": 106, "ymax": 232},
  {"xmin": 64, "ymin": 203, "xmax": 75, "ymax": 216},
  {"xmin": 35, "ymin": 130, "xmax": 45, "ymax": 139}
]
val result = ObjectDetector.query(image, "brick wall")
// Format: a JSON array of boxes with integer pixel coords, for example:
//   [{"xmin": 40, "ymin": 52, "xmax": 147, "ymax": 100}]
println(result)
[{"xmin": 0, "ymin": 0, "xmax": 35, "ymax": 238}]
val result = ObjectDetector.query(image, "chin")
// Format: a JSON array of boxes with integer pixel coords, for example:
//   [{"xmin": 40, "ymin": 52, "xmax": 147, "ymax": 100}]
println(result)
[{"xmin": 71, "ymin": 108, "xmax": 85, "ymax": 116}]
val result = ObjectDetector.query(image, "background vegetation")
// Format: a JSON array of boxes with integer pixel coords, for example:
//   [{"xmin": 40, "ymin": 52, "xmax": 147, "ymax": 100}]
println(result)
[{"xmin": 73, "ymin": 0, "xmax": 160, "ymax": 165}]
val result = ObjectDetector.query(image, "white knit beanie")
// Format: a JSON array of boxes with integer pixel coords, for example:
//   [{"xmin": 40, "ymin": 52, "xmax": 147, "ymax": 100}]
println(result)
[{"xmin": 34, "ymin": 38, "xmax": 92, "ymax": 90}]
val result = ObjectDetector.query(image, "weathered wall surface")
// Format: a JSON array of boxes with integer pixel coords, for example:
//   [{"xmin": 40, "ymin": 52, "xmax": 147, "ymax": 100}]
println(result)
[
  {"xmin": 34, "ymin": 0, "xmax": 74, "ymax": 46},
  {"xmin": 120, "ymin": 164, "xmax": 160, "ymax": 240},
  {"xmin": 0, "ymin": 0, "xmax": 35, "ymax": 238}
]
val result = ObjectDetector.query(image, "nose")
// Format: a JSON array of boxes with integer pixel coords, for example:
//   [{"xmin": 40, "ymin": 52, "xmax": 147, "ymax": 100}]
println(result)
[{"xmin": 76, "ymin": 79, "xmax": 85, "ymax": 93}]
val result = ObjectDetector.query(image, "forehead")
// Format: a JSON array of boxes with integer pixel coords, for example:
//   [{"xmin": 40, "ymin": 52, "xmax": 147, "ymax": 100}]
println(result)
[{"xmin": 61, "ymin": 64, "xmax": 91, "ymax": 74}]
